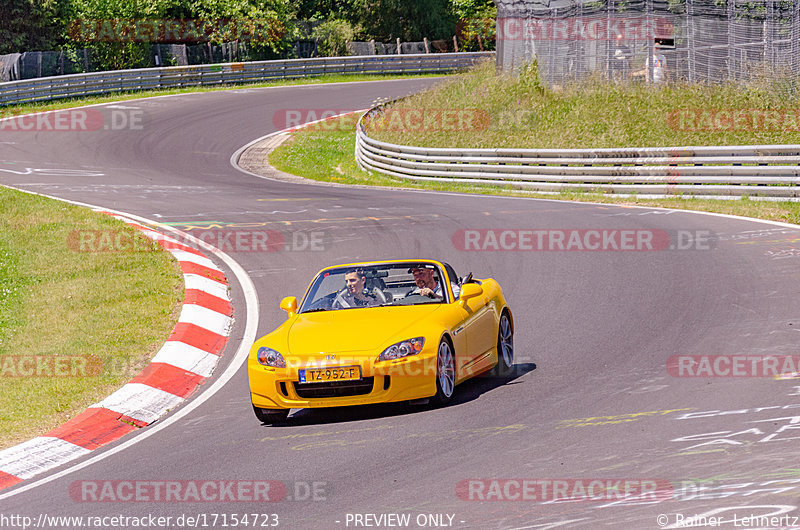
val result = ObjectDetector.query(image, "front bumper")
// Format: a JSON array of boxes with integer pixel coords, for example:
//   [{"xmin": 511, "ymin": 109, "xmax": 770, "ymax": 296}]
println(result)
[{"xmin": 248, "ymin": 352, "xmax": 439, "ymax": 409}]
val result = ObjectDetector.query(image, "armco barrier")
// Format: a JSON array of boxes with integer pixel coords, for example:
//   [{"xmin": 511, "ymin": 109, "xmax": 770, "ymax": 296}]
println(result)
[
  {"xmin": 355, "ymin": 104, "xmax": 800, "ymax": 199},
  {"xmin": 0, "ymin": 52, "xmax": 494, "ymax": 107}
]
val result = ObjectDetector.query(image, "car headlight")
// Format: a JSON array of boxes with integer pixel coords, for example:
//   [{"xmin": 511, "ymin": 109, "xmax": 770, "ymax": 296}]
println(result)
[
  {"xmin": 257, "ymin": 347, "xmax": 286, "ymax": 368},
  {"xmin": 378, "ymin": 338, "xmax": 425, "ymax": 361}
]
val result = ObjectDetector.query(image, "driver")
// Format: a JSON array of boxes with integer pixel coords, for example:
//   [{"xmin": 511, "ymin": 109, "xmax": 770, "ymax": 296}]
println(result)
[
  {"xmin": 405, "ymin": 264, "xmax": 460, "ymax": 300},
  {"xmin": 332, "ymin": 269, "xmax": 382, "ymax": 309}
]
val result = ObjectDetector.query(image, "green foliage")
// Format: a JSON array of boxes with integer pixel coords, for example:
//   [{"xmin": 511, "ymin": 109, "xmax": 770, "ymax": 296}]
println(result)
[
  {"xmin": 456, "ymin": 2, "xmax": 496, "ymax": 51},
  {"xmin": 313, "ymin": 19, "xmax": 356, "ymax": 57},
  {"xmin": 293, "ymin": 0, "xmax": 360, "ymax": 22},
  {"xmin": 65, "ymin": 0, "xmax": 169, "ymax": 70},
  {"xmin": 450, "ymin": 0, "xmax": 493, "ymax": 20},
  {"xmin": 0, "ymin": 0, "xmax": 68, "ymax": 53},
  {"xmin": 87, "ymin": 43, "xmax": 153, "ymax": 71},
  {"xmin": 3, "ymin": 0, "xmax": 487, "ymax": 68},
  {"xmin": 516, "ymin": 59, "xmax": 545, "ymax": 96},
  {"xmin": 353, "ymin": 0, "xmax": 457, "ymax": 41}
]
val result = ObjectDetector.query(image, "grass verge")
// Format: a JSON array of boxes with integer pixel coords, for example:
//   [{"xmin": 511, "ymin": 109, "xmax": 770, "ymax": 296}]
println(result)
[
  {"xmin": 269, "ymin": 115, "xmax": 800, "ymax": 225},
  {"xmin": 0, "ymin": 187, "xmax": 183, "ymax": 449},
  {"xmin": 367, "ymin": 61, "xmax": 800, "ymax": 148}
]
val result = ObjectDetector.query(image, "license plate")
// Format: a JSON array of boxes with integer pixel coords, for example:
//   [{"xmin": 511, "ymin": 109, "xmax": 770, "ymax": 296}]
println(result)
[{"xmin": 299, "ymin": 366, "xmax": 361, "ymax": 383}]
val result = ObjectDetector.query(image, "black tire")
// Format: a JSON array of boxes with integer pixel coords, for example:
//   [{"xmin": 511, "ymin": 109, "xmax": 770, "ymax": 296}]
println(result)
[
  {"xmin": 492, "ymin": 311, "xmax": 514, "ymax": 377},
  {"xmin": 431, "ymin": 338, "xmax": 456, "ymax": 406},
  {"xmin": 253, "ymin": 405, "xmax": 289, "ymax": 424}
]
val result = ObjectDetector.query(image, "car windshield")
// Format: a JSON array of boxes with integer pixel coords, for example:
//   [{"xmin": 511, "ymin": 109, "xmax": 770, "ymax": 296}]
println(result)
[{"xmin": 299, "ymin": 262, "xmax": 448, "ymax": 313}]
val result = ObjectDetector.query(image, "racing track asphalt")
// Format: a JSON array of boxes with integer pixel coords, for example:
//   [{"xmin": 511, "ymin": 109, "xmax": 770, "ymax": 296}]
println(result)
[{"xmin": 1, "ymin": 78, "xmax": 800, "ymax": 529}]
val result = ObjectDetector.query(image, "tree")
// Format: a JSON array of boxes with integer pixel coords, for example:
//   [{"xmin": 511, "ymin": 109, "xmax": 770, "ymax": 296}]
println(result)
[
  {"xmin": 450, "ymin": 0, "xmax": 494, "ymax": 20},
  {"xmin": 354, "ymin": 0, "xmax": 457, "ymax": 42},
  {"xmin": 293, "ymin": 0, "xmax": 360, "ymax": 22},
  {"xmin": 63, "ymin": 0, "xmax": 298, "ymax": 68},
  {"xmin": 0, "ymin": 0, "xmax": 67, "ymax": 54},
  {"xmin": 453, "ymin": 0, "xmax": 496, "ymax": 51}
]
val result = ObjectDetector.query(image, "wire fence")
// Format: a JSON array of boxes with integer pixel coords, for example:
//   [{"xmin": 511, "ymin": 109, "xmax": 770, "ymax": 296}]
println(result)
[{"xmin": 494, "ymin": 0, "xmax": 800, "ymax": 85}]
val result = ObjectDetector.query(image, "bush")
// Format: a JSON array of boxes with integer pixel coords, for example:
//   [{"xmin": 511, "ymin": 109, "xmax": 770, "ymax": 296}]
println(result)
[{"xmin": 313, "ymin": 19, "xmax": 356, "ymax": 57}]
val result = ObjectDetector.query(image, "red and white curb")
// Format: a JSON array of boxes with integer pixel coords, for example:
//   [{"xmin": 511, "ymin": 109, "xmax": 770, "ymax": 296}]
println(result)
[{"xmin": 0, "ymin": 211, "xmax": 233, "ymax": 491}]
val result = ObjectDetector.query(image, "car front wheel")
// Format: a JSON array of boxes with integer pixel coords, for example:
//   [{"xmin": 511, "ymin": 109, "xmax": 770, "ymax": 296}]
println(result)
[{"xmin": 432, "ymin": 339, "xmax": 455, "ymax": 405}]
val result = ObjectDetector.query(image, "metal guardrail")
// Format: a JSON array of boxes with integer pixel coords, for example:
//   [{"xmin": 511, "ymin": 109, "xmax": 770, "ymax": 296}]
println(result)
[
  {"xmin": 0, "ymin": 52, "xmax": 494, "ymax": 107},
  {"xmin": 355, "ymin": 104, "xmax": 800, "ymax": 198}
]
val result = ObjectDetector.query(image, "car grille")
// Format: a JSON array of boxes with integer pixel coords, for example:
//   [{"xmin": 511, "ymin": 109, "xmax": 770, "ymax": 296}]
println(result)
[{"xmin": 293, "ymin": 377, "xmax": 375, "ymax": 399}]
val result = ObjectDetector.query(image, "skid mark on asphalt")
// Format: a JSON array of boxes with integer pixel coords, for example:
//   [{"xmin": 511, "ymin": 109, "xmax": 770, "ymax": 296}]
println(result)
[
  {"xmin": 556, "ymin": 408, "xmax": 693, "ymax": 429},
  {"xmin": 278, "ymin": 424, "xmax": 527, "ymax": 451},
  {"xmin": 256, "ymin": 198, "xmax": 338, "ymax": 202},
  {"xmin": 164, "ymin": 213, "xmax": 442, "ymax": 230}
]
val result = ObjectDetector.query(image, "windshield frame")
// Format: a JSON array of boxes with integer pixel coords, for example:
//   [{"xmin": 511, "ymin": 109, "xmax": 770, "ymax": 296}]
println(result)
[{"xmin": 298, "ymin": 261, "xmax": 453, "ymax": 314}]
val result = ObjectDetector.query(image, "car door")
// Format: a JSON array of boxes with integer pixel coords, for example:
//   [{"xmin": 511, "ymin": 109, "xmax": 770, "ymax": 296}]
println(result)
[{"xmin": 462, "ymin": 286, "xmax": 496, "ymax": 362}]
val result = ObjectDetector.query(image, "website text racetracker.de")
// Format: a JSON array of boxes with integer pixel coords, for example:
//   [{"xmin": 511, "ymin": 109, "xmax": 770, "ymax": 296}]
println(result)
[
  {"xmin": 0, "ymin": 109, "xmax": 144, "ymax": 132},
  {"xmin": 68, "ymin": 480, "xmax": 329, "ymax": 502},
  {"xmin": 0, "ymin": 513, "xmax": 279, "ymax": 529},
  {"xmin": 457, "ymin": 479, "xmax": 673, "ymax": 502},
  {"xmin": 453, "ymin": 229, "xmax": 716, "ymax": 251}
]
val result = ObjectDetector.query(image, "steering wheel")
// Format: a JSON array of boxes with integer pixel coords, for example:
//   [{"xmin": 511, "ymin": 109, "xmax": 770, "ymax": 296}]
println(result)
[{"xmin": 334, "ymin": 289, "xmax": 355, "ymax": 309}]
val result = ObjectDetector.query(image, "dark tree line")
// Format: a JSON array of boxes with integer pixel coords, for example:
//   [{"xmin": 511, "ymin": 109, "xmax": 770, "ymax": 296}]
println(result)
[{"xmin": 1, "ymin": 0, "xmax": 496, "ymax": 65}]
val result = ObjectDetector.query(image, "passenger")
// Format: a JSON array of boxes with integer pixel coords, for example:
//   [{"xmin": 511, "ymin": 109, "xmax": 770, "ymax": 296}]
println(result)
[
  {"xmin": 332, "ymin": 269, "xmax": 381, "ymax": 309},
  {"xmin": 406, "ymin": 265, "xmax": 460, "ymax": 300}
]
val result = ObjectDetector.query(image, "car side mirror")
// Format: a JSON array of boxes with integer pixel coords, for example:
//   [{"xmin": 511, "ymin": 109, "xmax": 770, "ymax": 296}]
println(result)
[
  {"xmin": 458, "ymin": 283, "xmax": 483, "ymax": 306},
  {"xmin": 280, "ymin": 296, "xmax": 297, "ymax": 317}
]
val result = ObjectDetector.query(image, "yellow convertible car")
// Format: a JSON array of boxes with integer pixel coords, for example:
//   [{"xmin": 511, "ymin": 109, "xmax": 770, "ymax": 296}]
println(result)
[{"xmin": 248, "ymin": 259, "xmax": 514, "ymax": 423}]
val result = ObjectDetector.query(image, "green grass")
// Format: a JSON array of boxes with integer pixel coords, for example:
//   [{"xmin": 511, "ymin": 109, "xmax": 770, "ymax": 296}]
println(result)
[
  {"xmin": 0, "ymin": 188, "xmax": 183, "ymax": 449},
  {"xmin": 367, "ymin": 61, "xmax": 800, "ymax": 149},
  {"xmin": 269, "ymin": 111, "xmax": 800, "ymax": 225},
  {"xmin": 0, "ymin": 72, "xmax": 446, "ymax": 117}
]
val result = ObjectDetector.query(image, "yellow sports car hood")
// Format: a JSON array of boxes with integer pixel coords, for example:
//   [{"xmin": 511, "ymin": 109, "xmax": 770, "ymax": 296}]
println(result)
[{"xmin": 286, "ymin": 304, "xmax": 442, "ymax": 355}]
